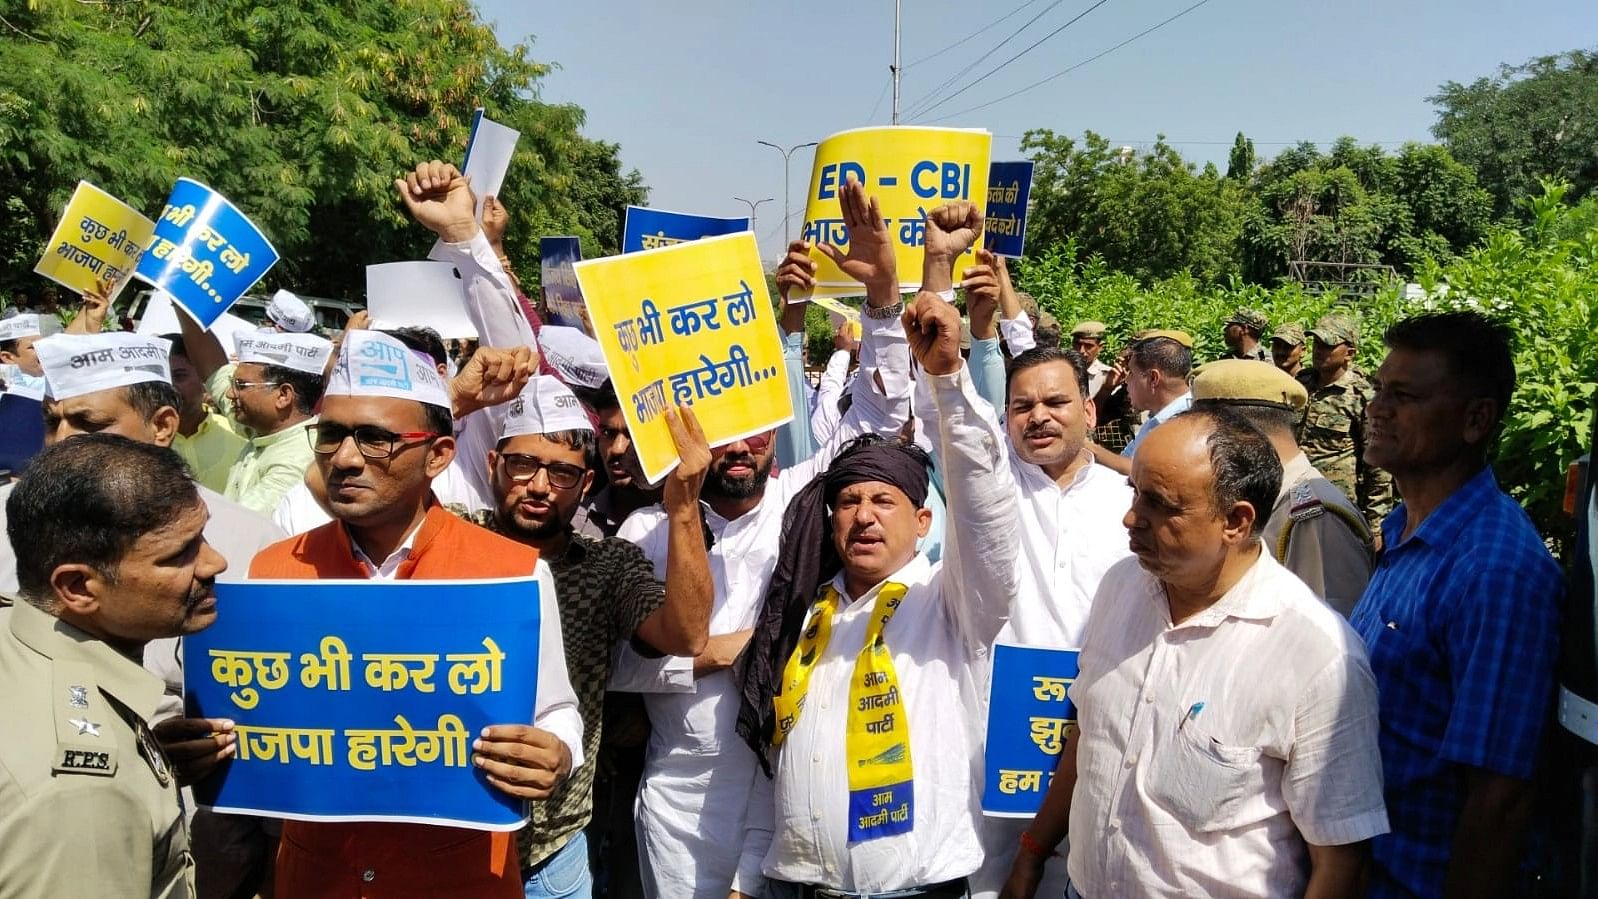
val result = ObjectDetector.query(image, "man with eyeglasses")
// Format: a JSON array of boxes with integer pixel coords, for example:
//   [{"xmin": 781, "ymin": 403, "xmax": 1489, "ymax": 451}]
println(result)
[
  {"xmin": 220, "ymin": 332, "xmax": 333, "ymax": 516},
  {"xmin": 247, "ymin": 329, "xmax": 582, "ymax": 897},
  {"xmin": 471, "ymin": 374, "xmax": 713, "ymax": 897}
]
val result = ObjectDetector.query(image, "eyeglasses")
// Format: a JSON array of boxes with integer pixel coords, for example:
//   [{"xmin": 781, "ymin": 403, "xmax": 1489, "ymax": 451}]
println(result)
[
  {"xmin": 716, "ymin": 433, "xmax": 771, "ymax": 452},
  {"xmin": 230, "ymin": 378, "xmax": 280, "ymax": 392},
  {"xmin": 309, "ymin": 424, "xmax": 440, "ymax": 459},
  {"xmin": 497, "ymin": 454, "xmax": 586, "ymax": 489}
]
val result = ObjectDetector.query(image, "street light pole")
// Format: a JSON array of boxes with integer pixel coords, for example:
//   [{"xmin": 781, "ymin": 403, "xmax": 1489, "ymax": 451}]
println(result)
[
  {"xmin": 732, "ymin": 196, "xmax": 774, "ymax": 242},
  {"xmin": 757, "ymin": 139, "xmax": 819, "ymax": 247}
]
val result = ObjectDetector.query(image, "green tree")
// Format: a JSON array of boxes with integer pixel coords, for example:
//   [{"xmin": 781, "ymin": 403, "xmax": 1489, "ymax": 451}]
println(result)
[
  {"xmin": 1225, "ymin": 131, "xmax": 1255, "ymax": 181},
  {"xmin": 1431, "ymin": 48, "xmax": 1598, "ymax": 218},
  {"xmin": 0, "ymin": 0, "xmax": 646, "ymax": 302}
]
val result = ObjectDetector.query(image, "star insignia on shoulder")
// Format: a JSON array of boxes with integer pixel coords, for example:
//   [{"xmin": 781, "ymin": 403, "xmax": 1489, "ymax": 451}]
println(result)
[{"xmin": 68, "ymin": 717, "xmax": 102, "ymax": 737}]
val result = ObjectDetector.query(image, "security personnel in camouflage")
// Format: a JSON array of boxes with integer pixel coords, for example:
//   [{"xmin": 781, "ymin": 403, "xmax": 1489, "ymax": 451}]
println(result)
[
  {"xmin": 1193, "ymin": 360, "xmax": 1375, "ymax": 615},
  {"xmin": 1297, "ymin": 313, "xmax": 1394, "ymax": 534},
  {"xmin": 0, "ymin": 435, "xmax": 230, "ymax": 898},
  {"xmin": 1222, "ymin": 307, "xmax": 1270, "ymax": 361}
]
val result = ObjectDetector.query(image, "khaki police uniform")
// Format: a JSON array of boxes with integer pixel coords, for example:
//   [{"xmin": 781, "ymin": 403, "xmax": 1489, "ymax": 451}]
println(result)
[
  {"xmin": 1261, "ymin": 451, "xmax": 1375, "ymax": 617},
  {"xmin": 0, "ymin": 601, "xmax": 193, "ymax": 898}
]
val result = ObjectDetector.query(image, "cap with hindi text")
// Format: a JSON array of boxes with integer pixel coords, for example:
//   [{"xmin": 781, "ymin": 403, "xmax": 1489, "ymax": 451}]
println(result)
[
  {"xmin": 266, "ymin": 289, "xmax": 317, "ymax": 333},
  {"xmin": 1192, "ymin": 358, "xmax": 1309, "ymax": 413},
  {"xmin": 236, "ymin": 332, "xmax": 333, "ymax": 376},
  {"xmin": 0, "ymin": 313, "xmax": 57, "ymax": 344},
  {"xmin": 324, "ymin": 329, "xmax": 451, "ymax": 410},
  {"xmin": 36, "ymin": 332, "xmax": 171, "ymax": 402},
  {"xmin": 500, "ymin": 375, "xmax": 594, "ymax": 441}
]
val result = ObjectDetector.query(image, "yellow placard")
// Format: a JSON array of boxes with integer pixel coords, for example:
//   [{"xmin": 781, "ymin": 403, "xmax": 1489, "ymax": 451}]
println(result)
[
  {"xmin": 800, "ymin": 126, "xmax": 991, "ymax": 298},
  {"xmin": 574, "ymin": 232, "xmax": 793, "ymax": 484},
  {"xmin": 33, "ymin": 181, "xmax": 156, "ymax": 297}
]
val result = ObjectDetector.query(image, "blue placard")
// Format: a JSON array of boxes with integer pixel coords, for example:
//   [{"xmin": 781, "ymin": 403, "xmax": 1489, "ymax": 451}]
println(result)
[
  {"xmin": 621, "ymin": 206, "xmax": 750, "ymax": 254},
  {"xmin": 184, "ymin": 577, "xmax": 542, "ymax": 830},
  {"xmin": 135, "ymin": 178, "xmax": 280, "ymax": 330},
  {"xmin": 0, "ymin": 393, "xmax": 45, "ymax": 474},
  {"xmin": 539, "ymin": 236, "xmax": 589, "ymax": 334},
  {"xmin": 983, "ymin": 161, "xmax": 1034, "ymax": 258},
  {"xmin": 982, "ymin": 643, "xmax": 1079, "ymax": 817}
]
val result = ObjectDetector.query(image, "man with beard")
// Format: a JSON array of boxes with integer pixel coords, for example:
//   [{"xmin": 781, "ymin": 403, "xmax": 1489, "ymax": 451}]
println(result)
[
  {"xmin": 481, "ymin": 374, "xmax": 712, "ymax": 896},
  {"xmin": 613, "ymin": 175, "xmax": 916, "ymax": 898},
  {"xmin": 0, "ymin": 435, "xmax": 227, "ymax": 898}
]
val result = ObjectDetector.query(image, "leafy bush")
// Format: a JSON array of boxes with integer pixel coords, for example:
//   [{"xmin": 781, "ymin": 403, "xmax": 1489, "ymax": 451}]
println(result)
[{"xmin": 1015, "ymin": 184, "xmax": 1598, "ymax": 555}]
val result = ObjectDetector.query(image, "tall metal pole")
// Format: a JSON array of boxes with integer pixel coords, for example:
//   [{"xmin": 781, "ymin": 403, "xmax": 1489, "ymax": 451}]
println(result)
[
  {"xmin": 732, "ymin": 196, "xmax": 774, "ymax": 242},
  {"xmin": 891, "ymin": 0, "xmax": 902, "ymax": 125},
  {"xmin": 757, "ymin": 140, "xmax": 819, "ymax": 246}
]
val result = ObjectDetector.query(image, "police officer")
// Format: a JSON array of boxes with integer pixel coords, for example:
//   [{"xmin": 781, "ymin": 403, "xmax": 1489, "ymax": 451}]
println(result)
[
  {"xmin": 0, "ymin": 433, "xmax": 231, "ymax": 898},
  {"xmin": 1271, "ymin": 321, "xmax": 1307, "ymax": 378},
  {"xmin": 1298, "ymin": 313, "xmax": 1394, "ymax": 534},
  {"xmin": 1193, "ymin": 359, "xmax": 1374, "ymax": 615},
  {"xmin": 1222, "ymin": 307, "xmax": 1270, "ymax": 361},
  {"xmin": 1070, "ymin": 320, "xmax": 1114, "ymax": 398}
]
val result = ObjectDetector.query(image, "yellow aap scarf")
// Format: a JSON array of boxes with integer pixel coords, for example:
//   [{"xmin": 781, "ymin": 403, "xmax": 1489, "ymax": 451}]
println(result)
[{"xmin": 772, "ymin": 582, "xmax": 913, "ymax": 843}]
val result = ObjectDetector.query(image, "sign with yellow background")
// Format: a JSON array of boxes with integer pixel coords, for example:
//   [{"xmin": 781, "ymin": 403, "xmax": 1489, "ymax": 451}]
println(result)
[
  {"xmin": 574, "ymin": 231, "xmax": 793, "ymax": 483},
  {"xmin": 33, "ymin": 181, "xmax": 156, "ymax": 297},
  {"xmin": 800, "ymin": 126, "xmax": 991, "ymax": 298}
]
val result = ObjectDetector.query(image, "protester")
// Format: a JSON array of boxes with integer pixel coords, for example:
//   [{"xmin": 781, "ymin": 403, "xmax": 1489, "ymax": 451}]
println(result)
[
  {"xmin": 810, "ymin": 321, "xmax": 859, "ymax": 446},
  {"xmin": 575, "ymin": 381, "xmax": 664, "ymax": 538},
  {"xmin": 166, "ymin": 334, "xmax": 248, "ymax": 494},
  {"xmin": 1351, "ymin": 311, "xmax": 1563, "ymax": 898},
  {"xmin": 1270, "ymin": 321, "xmax": 1306, "ymax": 378},
  {"xmin": 1004, "ymin": 407, "xmax": 1387, "ymax": 898},
  {"xmin": 1222, "ymin": 308, "xmax": 1270, "ymax": 361},
  {"xmin": 0, "ymin": 434, "xmax": 227, "ymax": 898},
  {"xmin": 734, "ymin": 213, "xmax": 1021, "ymax": 895},
  {"xmin": 0, "ymin": 313, "xmax": 51, "ymax": 378},
  {"xmin": 247, "ymin": 330, "xmax": 582, "ymax": 897},
  {"xmin": 1090, "ymin": 330, "xmax": 1193, "ymax": 475},
  {"xmin": 1298, "ymin": 313, "xmax": 1393, "ymax": 533},
  {"xmin": 480, "ymin": 374, "xmax": 713, "ymax": 895},
  {"xmin": 265, "ymin": 289, "xmax": 318, "ymax": 333},
  {"xmin": 1191, "ymin": 359, "xmax": 1373, "ymax": 614}
]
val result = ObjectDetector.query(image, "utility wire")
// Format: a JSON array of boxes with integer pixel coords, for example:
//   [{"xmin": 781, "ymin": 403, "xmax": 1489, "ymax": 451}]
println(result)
[
  {"xmin": 904, "ymin": 0, "xmax": 1049, "ymax": 67},
  {"xmin": 901, "ymin": 0, "xmax": 1067, "ymax": 120},
  {"xmin": 922, "ymin": 0, "xmax": 1216, "ymax": 124},
  {"xmin": 911, "ymin": 0, "xmax": 1114, "ymax": 120}
]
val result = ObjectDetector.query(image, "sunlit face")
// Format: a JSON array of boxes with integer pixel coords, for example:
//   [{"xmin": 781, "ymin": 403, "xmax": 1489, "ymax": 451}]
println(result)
[
  {"xmin": 1271, "ymin": 338, "xmax": 1304, "ymax": 372},
  {"xmin": 43, "ymin": 387, "xmax": 171, "ymax": 447},
  {"xmin": 489, "ymin": 433, "xmax": 595, "ymax": 541},
  {"xmin": 1125, "ymin": 360, "xmax": 1159, "ymax": 413},
  {"xmin": 0, "ymin": 335, "xmax": 43, "ymax": 377},
  {"xmin": 1072, "ymin": 336, "xmax": 1103, "ymax": 366},
  {"xmin": 1366, "ymin": 347, "xmax": 1490, "ymax": 476},
  {"xmin": 226, "ymin": 361, "xmax": 286, "ymax": 433},
  {"xmin": 1311, "ymin": 338, "xmax": 1354, "ymax": 377},
  {"xmin": 168, "ymin": 353, "xmax": 205, "ymax": 418},
  {"xmin": 1006, "ymin": 360, "xmax": 1095, "ymax": 471},
  {"xmin": 596, "ymin": 406, "xmax": 646, "ymax": 490},
  {"xmin": 1123, "ymin": 418, "xmax": 1231, "ymax": 590},
  {"xmin": 830, "ymin": 480, "xmax": 931, "ymax": 592},
  {"xmin": 704, "ymin": 430, "xmax": 776, "ymax": 501},
  {"xmin": 315, "ymin": 394, "xmax": 453, "ymax": 528},
  {"xmin": 80, "ymin": 500, "xmax": 226, "ymax": 643}
]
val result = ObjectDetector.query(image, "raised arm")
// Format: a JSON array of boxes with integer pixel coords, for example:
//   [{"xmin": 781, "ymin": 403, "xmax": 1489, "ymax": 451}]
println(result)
[{"xmin": 632, "ymin": 405, "xmax": 713, "ymax": 657}]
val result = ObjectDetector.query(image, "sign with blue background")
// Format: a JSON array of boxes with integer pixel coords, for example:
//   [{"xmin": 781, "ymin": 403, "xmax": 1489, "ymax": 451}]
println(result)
[
  {"xmin": 983, "ymin": 161, "xmax": 1034, "ymax": 258},
  {"xmin": 982, "ymin": 643, "xmax": 1079, "ymax": 817},
  {"xmin": 622, "ymin": 206, "xmax": 749, "ymax": 254},
  {"xmin": 184, "ymin": 578, "xmax": 542, "ymax": 830},
  {"xmin": 539, "ymin": 236, "xmax": 588, "ymax": 334},
  {"xmin": 134, "ymin": 178, "xmax": 279, "ymax": 330}
]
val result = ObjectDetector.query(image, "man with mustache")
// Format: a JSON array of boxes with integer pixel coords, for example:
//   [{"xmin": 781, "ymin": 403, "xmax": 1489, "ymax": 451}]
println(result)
[
  {"xmin": 0, "ymin": 433, "xmax": 227, "ymax": 898},
  {"xmin": 479, "ymin": 373, "xmax": 713, "ymax": 897},
  {"xmin": 612, "ymin": 175, "xmax": 915, "ymax": 898},
  {"xmin": 1002, "ymin": 407, "xmax": 1387, "ymax": 898}
]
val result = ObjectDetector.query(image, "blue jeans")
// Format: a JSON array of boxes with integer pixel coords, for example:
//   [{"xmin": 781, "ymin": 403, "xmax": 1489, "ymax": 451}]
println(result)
[{"xmin": 524, "ymin": 831, "xmax": 593, "ymax": 899}]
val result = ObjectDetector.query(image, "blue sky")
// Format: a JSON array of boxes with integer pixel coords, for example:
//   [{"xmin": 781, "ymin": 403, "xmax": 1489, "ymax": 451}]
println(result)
[{"xmin": 478, "ymin": 0, "xmax": 1594, "ymax": 259}]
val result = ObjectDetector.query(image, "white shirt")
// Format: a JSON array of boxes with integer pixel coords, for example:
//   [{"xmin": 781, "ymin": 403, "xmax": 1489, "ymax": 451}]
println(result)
[
  {"xmin": 1086, "ymin": 358, "xmax": 1112, "ymax": 400},
  {"xmin": 755, "ymin": 364, "xmax": 1019, "ymax": 893},
  {"xmin": 1120, "ymin": 391, "xmax": 1193, "ymax": 459},
  {"xmin": 809, "ymin": 349, "xmax": 853, "ymax": 446},
  {"xmin": 612, "ymin": 310, "xmax": 914, "ymax": 898},
  {"xmin": 1067, "ymin": 552, "xmax": 1388, "ymax": 898},
  {"xmin": 271, "ymin": 461, "xmax": 491, "ymax": 536}
]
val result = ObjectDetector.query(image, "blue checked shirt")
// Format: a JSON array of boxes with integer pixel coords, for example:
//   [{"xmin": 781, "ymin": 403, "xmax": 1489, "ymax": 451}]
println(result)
[{"xmin": 1351, "ymin": 466, "xmax": 1562, "ymax": 898}]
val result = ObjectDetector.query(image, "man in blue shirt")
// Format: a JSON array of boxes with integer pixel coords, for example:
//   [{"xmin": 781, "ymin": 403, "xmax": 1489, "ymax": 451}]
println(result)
[
  {"xmin": 1089, "ymin": 330, "xmax": 1192, "ymax": 476},
  {"xmin": 1351, "ymin": 311, "xmax": 1563, "ymax": 898}
]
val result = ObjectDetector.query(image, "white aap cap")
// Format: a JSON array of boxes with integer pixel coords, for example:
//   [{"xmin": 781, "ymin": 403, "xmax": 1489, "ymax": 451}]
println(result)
[
  {"xmin": 536, "ymin": 325, "xmax": 609, "ymax": 390},
  {"xmin": 266, "ymin": 289, "xmax": 317, "ymax": 333},
  {"xmin": 0, "ymin": 313, "xmax": 58, "ymax": 343},
  {"xmin": 235, "ymin": 332, "xmax": 333, "ymax": 376},
  {"xmin": 324, "ymin": 329, "xmax": 451, "ymax": 410},
  {"xmin": 35, "ymin": 332, "xmax": 171, "ymax": 402},
  {"xmin": 499, "ymin": 375, "xmax": 593, "ymax": 442}
]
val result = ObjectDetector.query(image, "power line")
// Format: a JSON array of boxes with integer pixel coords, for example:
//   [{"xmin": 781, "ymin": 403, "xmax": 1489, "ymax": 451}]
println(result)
[
  {"xmin": 921, "ymin": 0, "xmax": 1216, "ymax": 124},
  {"xmin": 866, "ymin": 75, "xmax": 892, "ymax": 124},
  {"xmin": 902, "ymin": 0, "xmax": 1068, "ymax": 121},
  {"xmin": 904, "ymin": 0, "xmax": 1049, "ymax": 68},
  {"xmin": 910, "ymin": 0, "xmax": 1114, "ymax": 120}
]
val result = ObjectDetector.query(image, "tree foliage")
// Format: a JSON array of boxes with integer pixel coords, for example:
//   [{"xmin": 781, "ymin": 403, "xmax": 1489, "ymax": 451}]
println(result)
[
  {"xmin": 0, "ymin": 0, "xmax": 646, "ymax": 301},
  {"xmin": 1431, "ymin": 48, "xmax": 1598, "ymax": 219}
]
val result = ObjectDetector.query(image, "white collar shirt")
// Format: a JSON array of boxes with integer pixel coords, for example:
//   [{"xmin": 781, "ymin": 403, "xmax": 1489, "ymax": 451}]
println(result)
[
  {"xmin": 348, "ymin": 518, "xmax": 425, "ymax": 580},
  {"xmin": 1067, "ymin": 552, "xmax": 1388, "ymax": 898}
]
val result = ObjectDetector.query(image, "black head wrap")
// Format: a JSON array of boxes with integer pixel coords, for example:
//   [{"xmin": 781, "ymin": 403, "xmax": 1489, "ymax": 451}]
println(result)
[{"xmin": 733, "ymin": 437, "xmax": 931, "ymax": 773}]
